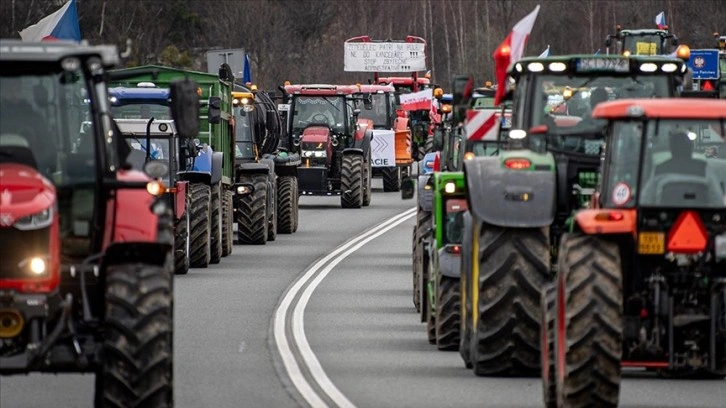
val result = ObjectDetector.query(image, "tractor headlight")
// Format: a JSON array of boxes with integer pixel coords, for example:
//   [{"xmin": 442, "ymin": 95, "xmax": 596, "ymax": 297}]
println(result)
[
  {"xmin": 445, "ymin": 182, "xmax": 456, "ymax": 193},
  {"xmin": 17, "ymin": 256, "xmax": 48, "ymax": 276},
  {"xmin": 146, "ymin": 180, "xmax": 166, "ymax": 196},
  {"xmin": 14, "ymin": 207, "xmax": 53, "ymax": 231},
  {"xmin": 313, "ymin": 151, "xmax": 326, "ymax": 158},
  {"xmin": 236, "ymin": 185, "xmax": 253, "ymax": 195}
]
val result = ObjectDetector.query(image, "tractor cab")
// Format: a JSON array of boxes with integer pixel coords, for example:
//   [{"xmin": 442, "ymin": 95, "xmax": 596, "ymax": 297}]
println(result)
[
  {"xmin": 232, "ymin": 90, "xmax": 257, "ymax": 160},
  {"xmin": 281, "ymin": 84, "xmax": 373, "ymax": 207},
  {"xmin": 606, "ymin": 26, "xmax": 679, "ymax": 56},
  {"xmin": 355, "ymin": 84, "xmax": 397, "ymax": 130}
]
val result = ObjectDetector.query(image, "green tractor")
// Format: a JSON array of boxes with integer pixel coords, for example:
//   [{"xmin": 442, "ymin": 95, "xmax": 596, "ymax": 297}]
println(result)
[{"xmin": 460, "ymin": 54, "xmax": 688, "ymax": 376}]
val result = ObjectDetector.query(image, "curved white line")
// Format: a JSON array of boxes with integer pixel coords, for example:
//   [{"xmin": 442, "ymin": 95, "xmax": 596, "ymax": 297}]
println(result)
[{"xmin": 274, "ymin": 208, "xmax": 416, "ymax": 408}]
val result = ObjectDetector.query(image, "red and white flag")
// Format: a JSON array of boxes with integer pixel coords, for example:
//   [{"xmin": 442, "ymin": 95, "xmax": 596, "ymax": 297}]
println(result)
[
  {"xmin": 399, "ymin": 89, "xmax": 433, "ymax": 111},
  {"xmin": 492, "ymin": 5, "xmax": 540, "ymax": 106}
]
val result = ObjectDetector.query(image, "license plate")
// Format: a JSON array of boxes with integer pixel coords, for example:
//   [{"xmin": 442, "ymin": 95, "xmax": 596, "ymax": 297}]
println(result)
[{"xmin": 638, "ymin": 232, "xmax": 665, "ymax": 254}]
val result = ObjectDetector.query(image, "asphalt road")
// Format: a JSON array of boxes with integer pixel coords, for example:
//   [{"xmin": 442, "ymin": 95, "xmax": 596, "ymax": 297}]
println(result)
[{"xmin": 2, "ymin": 179, "xmax": 725, "ymax": 408}]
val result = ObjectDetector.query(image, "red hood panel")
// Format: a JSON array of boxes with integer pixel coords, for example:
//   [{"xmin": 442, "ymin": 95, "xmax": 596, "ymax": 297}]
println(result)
[
  {"xmin": 301, "ymin": 126, "xmax": 331, "ymax": 143},
  {"xmin": 0, "ymin": 163, "xmax": 55, "ymax": 222}
]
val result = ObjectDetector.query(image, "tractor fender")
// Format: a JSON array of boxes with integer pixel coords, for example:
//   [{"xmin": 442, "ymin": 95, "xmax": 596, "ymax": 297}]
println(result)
[
  {"xmin": 274, "ymin": 161, "xmax": 298, "ymax": 177},
  {"xmin": 464, "ymin": 157, "xmax": 556, "ymax": 228},
  {"xmin": 211, "ymin": 151, "xmax": 223, "ymax": 185},
  {"xmin": 259, "ymin": 157, "xmax": 276, "ymax": 176},
  {"xmin": 438, "ymin": 247, "xmax": 461, "ymax": 278},
  {"xmin": 192, "ymin": 146, "xmax": 213, "ymax": 174},
  {"xmin": 237, "ymin": 161, "xmax": 271, "ymax": 177},
  {"xmin": 177, "ymin": 171, "xmax": 211, "ymax": 185},
  {"xmin": 113, "ymin": 169, "xmax": 159, "ymax": 243},
  {"xmin": 342, "ymin": 147, "xmax": 364, "ymax": 156},
  {"xmin": 350, "ymin": 129, "xmax": 373, "ymax": 155},
  {"xmin": 173, "ymin": 180, "xmax": 189, "ymax": 220},
  {"xmin": 417, "ymin": 174, "xmax": 433, "ymax": 211},
  {"xmin": 574, "ymin": 209, "xmax": 637, "ymax": 236}
]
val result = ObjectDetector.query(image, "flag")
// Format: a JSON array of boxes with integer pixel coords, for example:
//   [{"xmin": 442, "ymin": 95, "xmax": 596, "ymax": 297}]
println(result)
[
  {"xmin": 19, "ymin": 0, "xmax": 80, "ymax": 42},
  {"xmin": 538, "ymin": 45, "xmax": 550, "ymax": 58},
  {"xmin": 492, "ymin": 5, "xmax": 541, "ymax": 106},
  {"xmin": 594, "ymin": 49, "xmax": 601, "ymax": 55},
  {"xmin": 399, "ymin": 89, "xmax": 433, "ymax": 111},
  {"xmin": 655, "ymin": 11, "xmax": 666, "ymax": 29},
  {"xmin": 243, "ymin": 53, "xmax": 252, "ymax": 84}
]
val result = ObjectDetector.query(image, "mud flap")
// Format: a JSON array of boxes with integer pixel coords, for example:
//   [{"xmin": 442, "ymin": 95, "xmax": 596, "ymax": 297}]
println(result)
[
  {"xmin": 464, "ymin": 157, "xmax": 555, "ymax": 228},
  {"xmin": 438, "ymin": 247, "xmax": 461, "ymax": 278}
]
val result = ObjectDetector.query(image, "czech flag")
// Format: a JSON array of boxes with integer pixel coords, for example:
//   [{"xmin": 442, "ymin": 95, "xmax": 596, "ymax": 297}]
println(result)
[
  {"xmin": 655, "ymin": 11, "xmax": 666, "ymax": 30},
  {"xmin": 492, "ymin": 5, "xmax": 540, "ymax": 106},
  {"xmin": 19, "ymin": 0, "xmax": 80, "ymax": 42}
]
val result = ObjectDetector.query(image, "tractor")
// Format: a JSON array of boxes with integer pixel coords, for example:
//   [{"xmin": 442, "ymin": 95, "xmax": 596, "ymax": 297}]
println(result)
[
  {"xmin": 280, "ymin": 84, "xmax": 373, "ymax": 208},
  {"xmin": 109, "ymin": 86, "xmax": 197, "ymax": 275},
  {"xmin": 378, "ymin": 74, "xmax": 434, "ymax": 160},
  {"xmin": 461, "ymin": 54, "xmax": 688, "ymax": 377},
  {"xmin": 232, "ymin": 83, "xmax": 299, "ymax": 243},
  {"xmin": 354, "ymin": 84, "xmax": 414, "ymax": 192},
  {"xmin": 605, "ymin": 25, "xmax": 679, "ymax": 56},
  {"xmin": 0, "ymin": 39, "xmax": 199, "ymax": 406},
  {"xmin": 109, "ymin": 64, "xmax": 237, "ymax": 267},
  {"xmin": 544, "ymin": 98, "xmax": 726, "ymax": 408}
]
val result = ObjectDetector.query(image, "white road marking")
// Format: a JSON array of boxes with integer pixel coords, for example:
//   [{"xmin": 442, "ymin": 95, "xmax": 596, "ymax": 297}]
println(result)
[{"xmin": 273, "ymin": 208, "xmax": 416, "ymax": 408}]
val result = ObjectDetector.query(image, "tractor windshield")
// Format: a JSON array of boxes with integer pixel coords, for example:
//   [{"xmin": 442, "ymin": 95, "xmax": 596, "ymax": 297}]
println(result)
[
  {"xmin": 444, "ymin": 198, "xmax": 467, "ymax": 244},
  {"xmin": 622, "ymin": 34, "xmax": 664, "ymax": 56},
  {"xmin": 0, "ymin": 69, "xmax": 95, "ymax": 184},
  {"xmin": 111, "ymin": 101, "xmax": 171, "ymax": 119},
  {"xmin": 604, "ymin": 119, "xmax": 726, "ymax": 208},
  {"xmin": 291, "ymin": 96, "xmax": 346, "ymax": 134},
  {"xmin": 123, "ymin": 134, "xmax": 173, "ymax": 183},
  {"xmin": 357, "ymin": 94, "xmax": 389, "ymax": 127},
  {"xmin": 470, "ymin": 96, "xmax": 496, "ymax": 109},
  {"xmin": 469, "ymin": 141, "xmax": 500, "ymax": 157},
  {"xmin": 235, "ymin": 107, "xmax": 254, "ymax": 159}
]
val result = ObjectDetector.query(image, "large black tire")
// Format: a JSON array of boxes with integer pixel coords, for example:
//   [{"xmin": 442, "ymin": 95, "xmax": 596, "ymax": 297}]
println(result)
[
  {"xmin": 381, "ymin": 166, "xmax": 401, "ymax": 192},
  {"xmin": 222, "ymin": 190, "xmax": 233, "ymax": 257},
  {"xmin": 435, "ymin": 275, "xmax": 461, "ymax": 351},
  {"xmin": 173, "ymin": 205, "xmax": 190, "ymax": 275},
  {"xmin": 541, "ymin": 284, "xmax": 557, "ymax": 408},
  {"xmin": 188, "ymin": 183, "xmax": 211, "ymax": 268},
  {"xmin": 460, "ymin": 213, "xmax": 474, "ymax": 368},
  {"xmin": 292, "ymin": 177, "xmax": 299, "ymax": 233},
  {"xmin": 413, "ymin": 209, "xmax": 432, "ymax": 313},
  {"xmin": 96, "ymin": 263, "xmax": 173, "ymax": 408},
  {"xmin": 341, "ymin": 154, "xmax": 364, "ymax": 208},
  {"xmin": 237, "ymin": 174, "xmax": 268, "ymax": 245},
  {"xmin": 425, "ymin": 134, "xmax": 433, "ymax": 153},
  {"xmin": 277, "ymin": 176, "xmax": 296, "ymax": 234},
  {"xmin": 362, "ymin": 151, "xmax": 372, "ymax": 207},
  {"xmin": 472, "ymin": 225, "xmax": 550, "ymax": 377},
  {"xmin": 555, "ymin": 233, "xmax": 623, "ymax": 408},
  {"xmin": 267, "ymin": 179, "xmax": 277, "ymax": 242},
  {"xmin": 412, "ymin": 226, "xmax": 419, "ymax": 311},
  {"xmin": 209, "ymin": 183, "xmax": 223, "ymax": 264},
  {"xmin": 425, "ymin": 254, "xmax": 435, "ymax": 344}
]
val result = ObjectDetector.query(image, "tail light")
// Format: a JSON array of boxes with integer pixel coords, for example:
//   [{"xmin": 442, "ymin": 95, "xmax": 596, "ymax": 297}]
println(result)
[
  {"xmin": 504, "ymin": 158, "xmax": 531, "ymax": 170},
  {"xmin": 594, "ymin": 211, "xmax": 624, "ymax": 221},
  {"xmin": 446, "ymin": 245, "xmax": 461, "ymax": 254}
]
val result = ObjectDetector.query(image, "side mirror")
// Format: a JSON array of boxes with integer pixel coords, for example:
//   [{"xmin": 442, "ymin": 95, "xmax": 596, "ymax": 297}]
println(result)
[
  {"xmin": 401, "ymin": 178, "xmax": 415, "ymax": 200},
  {"xmin": 208, "ymin": 96, "xmax": 221, "ymax": 125},
  {"xmin": 143, "ymin": 159, "xmax": 169, "ymax": 179},
  {"xmin": 169, "ymin": 78, "xmax": 200, "ymax": 139},
  {"xmin": 451, "ymin": 75, "xmax": 474, "ymax": 106},
  {"xmin": 364, "ymin": 97, "xmax": 373, "ymax": 110},
  {"xmin": 353, "ymin": 108, "xmax": 361, "ymax": 117}
]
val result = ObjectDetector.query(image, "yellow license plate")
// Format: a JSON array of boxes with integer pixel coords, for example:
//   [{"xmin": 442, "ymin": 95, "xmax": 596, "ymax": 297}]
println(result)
[{"xmin": 638, "ymin": 232, "xmax": 665, "ymax": 254}]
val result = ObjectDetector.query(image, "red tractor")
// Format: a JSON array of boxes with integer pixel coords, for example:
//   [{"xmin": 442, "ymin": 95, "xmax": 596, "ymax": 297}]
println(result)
[
  {"xmin": 378, "ymin": 75, "xmax": 435, "ymax": 160},
  {"xmin": 0, "ymin": 40, "xmax": 199, "ymax": 406},
  {"xmin": 280, "ymin": 84, "xmax": 373, "ymax": 208},
  {"xmin": 542, "ymin": 98, "xmax": 726, "ymax": 407}
]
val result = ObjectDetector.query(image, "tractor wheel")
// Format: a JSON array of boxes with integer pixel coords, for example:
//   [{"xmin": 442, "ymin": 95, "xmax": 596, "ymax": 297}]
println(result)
[
  {"xmin": 237, "ymin": 174, "xmax": 268, "ymax": 245},
  {"xmin": 362, "ymin": 151, "xmax": 372, "ymax": 206},
  {"xmin": 173, "ymin": 204, "xmax": 190, "ymax": 275},
  {"xmin": 413, "ymin": 210, "xmax": 432, "ymax": 313},
  {"xmin": 412, "ymin": 226, "xmax": 420, "ymax": 312},
  {"xmin": 209, "ymin": 183, "xmax": 223, "ymax": 264},
  {"xmin": 472, "ymin": 225, "xmax": 550, "ymax": 376},
  {"xmin": 96, "ymin": 262, "xmax": 173, "ymax": 408},
  {"xmin": 222, "ymin": 190, "xmax": 233, "ymax": 257},
  {"xmin": 381, "ymin": 166, "xmax": 401, "ymax": 192},
  {"xmin": 188, "ymin": 183, "xmax": 211, "ymax": 268},
  {"xmin": 292, "ymin": 176, "xmax": 299, "ymax": 233},
  {"xmin": 424, "ymin": 255, "xmax": 435, "ymax": 344},
  {"xmin": 554, "ymin": 233, "xmax": 623, "ymax": 408},
  {"xmin": 417, "ymin": 144, "xmax": 426, "ymax": 162},
  {"xmin": 460, "ymin": 215, "xmax": 474, "ymax": 368},
  {"xmin": 341, "ymin": 154, "xmax": 363, "ymax": 208},
  {"xmin": 425, "ymin": 135, "xmax": 433, "ymax": 153},
  {"xmin": 267, "ymin": 179, "xmax": 277, "ymax": 242},
  {"xmin": 419, "ymin": 250, "xmax": 431, "ymax": 324},
  {"xmin": 541, "ymin": 284, "xmax": 557, "ymax": 408},
  {"xmin": 435, "ymin": 275, "xmax": 461, "ymax": 351},
  {"xmin": 276, "ymin": 176, "xmax": 296, "ymax": 234}
]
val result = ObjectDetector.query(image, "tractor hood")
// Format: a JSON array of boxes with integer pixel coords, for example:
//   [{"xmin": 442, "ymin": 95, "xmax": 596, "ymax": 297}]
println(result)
[
  {"xmin": 301, "ymin": 126, "xmax": 331, "ymax": 143},
  {"xmin": 0, "ymin": 163, "xmax": 55, "ymax": 225}
]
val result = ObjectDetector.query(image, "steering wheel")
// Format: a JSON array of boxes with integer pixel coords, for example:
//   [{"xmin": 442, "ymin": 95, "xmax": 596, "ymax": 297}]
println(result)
[{"xmin": 311, "ymin": 113, "xmax": 329, "ymax": 124}]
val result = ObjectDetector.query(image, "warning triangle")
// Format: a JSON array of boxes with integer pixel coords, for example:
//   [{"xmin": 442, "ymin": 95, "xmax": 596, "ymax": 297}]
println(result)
[{"xmin": 667, "ymin": 211, "xmax": 707, "ymax": 253}]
